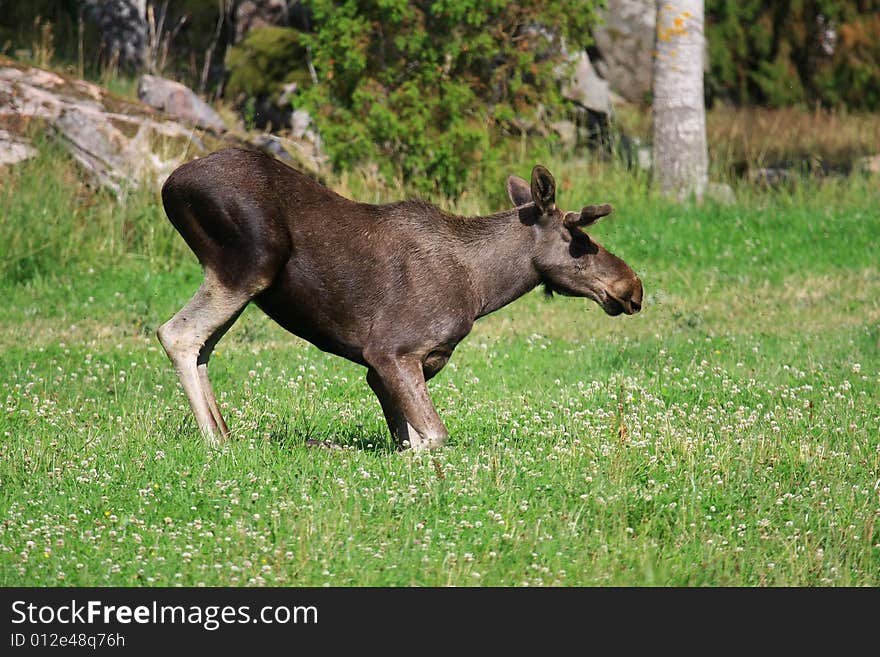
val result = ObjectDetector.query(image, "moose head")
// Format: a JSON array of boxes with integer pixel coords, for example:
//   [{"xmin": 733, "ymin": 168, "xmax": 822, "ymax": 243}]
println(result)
[{"xmin": 507, "ymin": 166, "xmax": 643, "ymax": 316}]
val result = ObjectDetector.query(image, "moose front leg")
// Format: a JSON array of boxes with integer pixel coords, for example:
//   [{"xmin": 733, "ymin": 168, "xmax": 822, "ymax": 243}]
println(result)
[
  {"xmin": 365, "ymin": 357, "xmax": 448, "ymax": 451},
  {"xmin": 366, "ymin": 370, "xmax": 420, "ymax": 449}
]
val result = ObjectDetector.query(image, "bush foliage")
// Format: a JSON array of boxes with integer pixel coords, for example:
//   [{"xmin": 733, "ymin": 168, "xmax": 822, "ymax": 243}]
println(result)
[
  {"xmin": 6, "ymin": 2, "xmax": 880, "ymax": 194},
  {"xmin": 295, "ymin": 0, "xmax": 601, "ymax": 195},
  {"xmin": 817, "ymin": 12, "xmax": 880, "ymax": 109},
  {"xmin": 224, "ymin": 26, "xmax": 312, "ymax": 102},
  {"xmin": 707, "ymin": 0, "xmax": 880, "ymax": 110}
]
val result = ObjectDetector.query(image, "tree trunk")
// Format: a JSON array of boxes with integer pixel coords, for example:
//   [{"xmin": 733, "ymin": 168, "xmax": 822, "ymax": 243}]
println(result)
[
  {"xmin": 652, "ymin": 0, "xmax": 708, "ymax": 199},
  {"xmin": 84, "ymin": 0, "xmax": 149, "ymax": 70}
]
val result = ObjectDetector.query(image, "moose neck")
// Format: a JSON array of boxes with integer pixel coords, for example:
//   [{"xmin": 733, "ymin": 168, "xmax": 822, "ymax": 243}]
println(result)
[{"xmin": 446, "ymin": 206, "xmax": 542, "ymax": 319}]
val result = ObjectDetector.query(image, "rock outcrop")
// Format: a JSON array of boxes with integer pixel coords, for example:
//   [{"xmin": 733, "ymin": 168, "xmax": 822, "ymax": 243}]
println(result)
[
  {"xmin": 83, "ymin": 0, "xmax": 148, "ymax": 69},
  {"xmin": 561, "ymin": 51, "xmax": 612, "ymax": 116},
  {"xmin": 0, "ymin": 61, "xmax": 206, "ymax": 195},
  {"xmin": 138, "ymin": 74, "xmax": 227, "ymax": 132},
  {"xmin": 0, "ymin": 57, "xmax": 324, "ymax": 195},
  {"xmin": 593, "ymin": 0, "xmax": 657, "ymax": 104},
  {"xmin": 0, "ymin": 129, "xmax": 37, "ymax": 166}
]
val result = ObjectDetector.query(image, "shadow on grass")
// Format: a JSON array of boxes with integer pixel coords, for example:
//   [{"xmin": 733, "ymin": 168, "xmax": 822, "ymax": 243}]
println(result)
[
  {"xmin": 151, "ymin": 411, "xmax": 396, "ymax": 453},
  {"xmin": 267, "ymin": 422, "xmax": 397, "ymax": 454}
]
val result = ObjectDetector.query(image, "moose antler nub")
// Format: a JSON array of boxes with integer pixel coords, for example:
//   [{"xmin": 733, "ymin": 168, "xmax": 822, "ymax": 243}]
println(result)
[{"xmin": 564, "ymin": 203, "xmax": 613, "ymax": 229}]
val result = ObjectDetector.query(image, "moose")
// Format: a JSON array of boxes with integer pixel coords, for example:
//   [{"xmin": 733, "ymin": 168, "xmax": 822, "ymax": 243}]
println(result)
[{"xmin": 158, "ymin": 148, "xmax": 643, "ymax": 450}]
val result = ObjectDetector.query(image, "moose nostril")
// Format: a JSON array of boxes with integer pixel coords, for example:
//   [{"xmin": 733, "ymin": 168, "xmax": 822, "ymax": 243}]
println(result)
[{"xmin": 611, "ymin": 277, "xmax": 643, "ymax": 315}]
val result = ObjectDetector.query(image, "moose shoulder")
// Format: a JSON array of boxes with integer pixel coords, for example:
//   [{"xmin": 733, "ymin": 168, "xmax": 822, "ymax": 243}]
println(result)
[{"xmin": 158, "ymin": 148, "xmax": 643, "ymax": 450}]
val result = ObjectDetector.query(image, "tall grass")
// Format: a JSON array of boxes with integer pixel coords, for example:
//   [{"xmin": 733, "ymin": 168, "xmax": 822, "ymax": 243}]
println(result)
[
  {"xmin": 0, "ymin": 137, "xmax": 187, "ymax": 284},
  {"xmin": 707, "ymin": 105, "xmax": 880, "ymax": 174},
  {"xmin": 613, "ymin": 102, "xmax": 880, "ymax": 177},
  {"xmin": 3, "ymin": 133, "xmax": 878, "ymax": 287}
]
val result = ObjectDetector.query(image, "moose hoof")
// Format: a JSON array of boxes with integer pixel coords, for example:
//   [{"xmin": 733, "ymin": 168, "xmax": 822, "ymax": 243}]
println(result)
[
  {"xmin": 202, "ymin": 428, "xmax": 224, "ymax": 449},
  {"xmin": 400, "ymin": 434, "xmax": 447, "ymax": 452}
]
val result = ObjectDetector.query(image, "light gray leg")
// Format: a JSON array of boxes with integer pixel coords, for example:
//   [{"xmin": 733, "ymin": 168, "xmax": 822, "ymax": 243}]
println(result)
[
  {"xmin": 198, "ymin": 363, "xmax": 229, "ymax": 437},
  {"xmin": 157, "ymin": 272, "xmax": 251, "ymax": 445},
  {"xmin": 196, "ymin": 309, "xmax": 245, "ymax": 439}
]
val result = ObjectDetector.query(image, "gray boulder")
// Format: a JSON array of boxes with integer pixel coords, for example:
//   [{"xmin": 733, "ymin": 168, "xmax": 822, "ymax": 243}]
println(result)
[
  {"xmin": 561, "ymin": 51, "xmax": 612, "ymax": 116},
  {"xmin": 137, "ymin": 75, "xmax": 226, "ymax": 132},
  {"xmin": 83, "ymin": 0, "xmax": 148, "ymax": 69},
  {"xmin": 0, "ymin": 63, "xmax": 203, "ymax": 196},
  {"xmin": 706, "ymin": 182, "xmax": 736, "ymax": 205},
  {"xmin": 0, "ymin": 129, "xmax": 37, "ymax": 166},
  {"xmin": 593, "ymin": 0, "xmax": 656, "ymax": 104},
  {"xmin": 234, "ymin": 0, "xmax": 290, "ymax": 43},
  {"xmin": 1, "ymin": 59, "xmax": 326, "ymax": 195},
  {"xmin": 857, "ymin": 154, "xmax": 880, "ymax": 174}
]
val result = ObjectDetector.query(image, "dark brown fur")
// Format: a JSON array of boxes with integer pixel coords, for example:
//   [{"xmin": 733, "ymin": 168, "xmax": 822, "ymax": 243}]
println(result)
[{"xmin": 158, "ymin": 148, "xmax": 643, "ymax": 449}]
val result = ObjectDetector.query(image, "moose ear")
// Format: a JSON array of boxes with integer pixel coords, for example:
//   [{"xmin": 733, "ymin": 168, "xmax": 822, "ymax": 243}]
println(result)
[
  {"xmin": 563, "ymin": 203, "xmax": 613, "ymax": 229},
  {"xmin": 530, "ymin": 165, "xmax": 556, "ymax": 215},
  {"xmin": 506, "ymin": 175, "xmax": 532, "ymax": 207}
]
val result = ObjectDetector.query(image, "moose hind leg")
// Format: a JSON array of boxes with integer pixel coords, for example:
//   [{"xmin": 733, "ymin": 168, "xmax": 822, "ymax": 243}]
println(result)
[
  {"xmin": 158, "ymin": 272, "xmax": 252, "ymax": 444},
  {"xmin": 196, "ymin": 309, "xmax": 244, "ymax": 438}
]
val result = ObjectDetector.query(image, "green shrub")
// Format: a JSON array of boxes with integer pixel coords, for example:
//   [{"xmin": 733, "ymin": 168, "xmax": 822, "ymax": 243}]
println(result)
[
  {"xmin": 224, "ymin": 25, "xmax": 312, "ymax": 102},
  {"xmin": 816, "ymin": 13, "xmax": 880, "ymax": 110},
  {"xmin": 297, "ymin": 0, "xmax": 602, "ymax": 196},
  {"xmin": 750, "ymin": 42, "xmax": 806, "ymax": 107},
  {"xmin": 706, "ymin": 0, "xmax": 880, "ymax": 110}
]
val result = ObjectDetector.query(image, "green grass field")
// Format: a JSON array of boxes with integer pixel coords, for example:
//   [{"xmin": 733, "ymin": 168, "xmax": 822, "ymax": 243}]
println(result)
[{"xmin": 1, "ymin": 144, "xmax": 878, "ymax": 586}]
